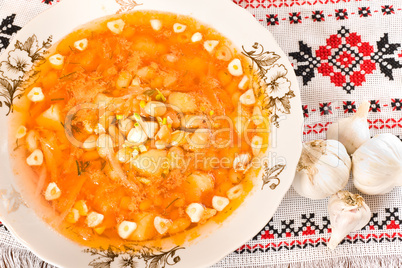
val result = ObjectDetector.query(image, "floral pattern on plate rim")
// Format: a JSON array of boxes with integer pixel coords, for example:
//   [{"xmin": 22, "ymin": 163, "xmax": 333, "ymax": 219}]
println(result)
[
  {"xmin": 242, "ymin": 42, "xmax": 295, "ymax": 128},
  {"xmin": 0, "ymin": 34, "xmax": 52, "ymax": 115},
  {"xmin": 84, "ymin": 244, "xmax": 184, "ymax": 268},
  {"xmin": 115, "ymin": 0, "xmax": 143, "ymax": 13}
]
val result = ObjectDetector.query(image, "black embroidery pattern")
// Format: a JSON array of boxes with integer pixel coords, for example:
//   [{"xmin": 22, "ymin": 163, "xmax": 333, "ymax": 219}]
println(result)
[
  {"xmin": 335, "ymin": 9, "xmax": 348, "ymax": 20},
  {"xmin": 289, "ymin": 12, "xmax": 302, "ymax": 24},
  {"xmin": 343, "ymin": 101, "xmax": 356, "ymax": 113},
  {"xmin": 382, "ymin": 5, "xmax": 395, "ymax": 15},
  {"xmin": 41, "ymin": 0, "xmax": 60, "ymax": 5},
  {"xmin": 391, "ymin": 99, "xmax": 402, "ymax": 111},
  {"xmin": 319, "ymin": 102, "xmax": 332, "ymax": 115},
  {"xmin": 267, "ymin": 14, "xmax": 279, "ymax": 26},
  {"xmin": 0, "ymin": 14, "xmax": 21, "ymax": 52},
  {"xmin": 302, "ymin": 105, "xmax": 308, "ymax": 118},
  {"xmin": 369, "ymin": 100, "xmax": 381, "ymax": 113},
  {"xmin": 358, "ymin": 7, "xmax": 372, "ymax": 17},
  {"xmin": 311, "ymin": 10, "xmax": 325, "ymax": 22}
]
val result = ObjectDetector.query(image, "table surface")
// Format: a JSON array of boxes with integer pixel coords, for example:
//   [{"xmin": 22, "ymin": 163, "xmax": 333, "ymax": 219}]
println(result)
[{"xmin": 1, "ymin": 0, "xmax": 402, "ymax": 267}]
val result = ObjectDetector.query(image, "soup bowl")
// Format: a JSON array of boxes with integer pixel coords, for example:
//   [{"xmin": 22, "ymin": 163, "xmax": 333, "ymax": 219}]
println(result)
[{"xmin": 0, "ymin": 0, "xmax": 303, "ymax": 267}]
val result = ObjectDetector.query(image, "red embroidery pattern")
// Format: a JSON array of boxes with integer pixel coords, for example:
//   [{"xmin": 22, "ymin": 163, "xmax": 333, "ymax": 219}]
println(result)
[
  {"xmin": 233, "ymin": 0, "xmax": 372, "ymax": 8},
  {"xmin": 290, "ymin": 27, "xmax": 402, "ymax": 93},
  {"xmin": 303, "ymin": 118, "xmax": 402, "ymax": 135},
  {"xmin": 235, "ymin": 208, "xmax": 401, "ymax": 253},
  {"xmin": 303, "ymin": 122, "xmax": 332, "ymax": 135},
  {"xmin": 236, "ymin": 232, "xmax": 402, "ymax": 253},
  {"xmin": 368, "ymin": 118, "xmax": 402, "ymax": 130}
]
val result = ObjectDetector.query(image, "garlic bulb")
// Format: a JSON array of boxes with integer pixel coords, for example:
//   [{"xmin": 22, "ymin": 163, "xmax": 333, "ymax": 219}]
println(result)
[
  {"xmin": 292, "ymin": 140, "xmax": 351, "ymax": 199},
  {"xmin": 327, "ymin": 191, "xmax": 371, "ymax": 249},
  {"xmin": 353, "ymin": 133, "xmax": 402, "ymax": 195},
  {"xmin": 327, "ymin": 101, "xmax": 370, "ymax": 155}
]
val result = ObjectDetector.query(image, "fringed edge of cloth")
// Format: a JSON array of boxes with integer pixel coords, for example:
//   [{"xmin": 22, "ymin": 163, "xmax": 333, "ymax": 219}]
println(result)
[
  {"xmin": 213, "ymin": 255, "xmax": 402, "ymax": 268},
  {"xmin": 0, "ymin": 243, "xmax": 57, "ymax": 268}
]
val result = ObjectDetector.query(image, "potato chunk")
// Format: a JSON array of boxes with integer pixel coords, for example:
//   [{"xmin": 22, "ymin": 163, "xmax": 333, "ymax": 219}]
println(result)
[
  {"xmin": 184, "ymin": 172, "xmax": 215, "ymax": 202},
  {"xmin": 131, "ymin": 149, "xmax": 168, "ymax": 176},
  {"xmin": 168, "ymin": 92, "xmax": 197, "ymax": 113},
  {"xmin": 129, "ymin": 213, "xmax": 157, "ymax": 241},
  {"xmin": 36, "ymin": 104, "xmax": 64, "ymax": 132}
]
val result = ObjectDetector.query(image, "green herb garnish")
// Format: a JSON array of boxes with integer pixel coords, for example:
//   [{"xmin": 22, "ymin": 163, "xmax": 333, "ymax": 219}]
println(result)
[
  {"xmin": 76, "ymin": 160, "xmax": 90, "ymax": 176},
  {"xmin": 155, "ymin": 89, "xmax": 166, "ymax": 102}
]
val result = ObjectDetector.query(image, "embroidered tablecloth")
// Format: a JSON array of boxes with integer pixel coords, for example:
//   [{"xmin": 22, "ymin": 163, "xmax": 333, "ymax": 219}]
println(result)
[{"xmin": 1, "ymin": 0, "xmax": 402, "ymax": 267}]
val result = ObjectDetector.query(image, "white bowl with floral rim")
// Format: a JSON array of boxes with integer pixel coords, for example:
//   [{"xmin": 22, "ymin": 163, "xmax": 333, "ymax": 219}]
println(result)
[{"xmin": 0, "ymin": 0, "xmax": 303, "ymax": 267}]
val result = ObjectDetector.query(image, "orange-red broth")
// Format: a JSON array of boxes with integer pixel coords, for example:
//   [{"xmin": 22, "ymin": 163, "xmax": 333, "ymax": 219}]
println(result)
[{"xmin": 12, "ymin": 11, "xmax": 270, "ymax": 248}]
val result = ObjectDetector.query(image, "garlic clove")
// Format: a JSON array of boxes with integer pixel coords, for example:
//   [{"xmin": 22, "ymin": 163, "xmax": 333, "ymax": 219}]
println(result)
[
  {"xmin": 118, "ymin": 221, "xmax": 137, "ymax": 239},
  {"xmin": 327, "ymin": 100, "xmax": 370, "ymax": 155},
  {"xmin": 16, "ymin": 126, "xmax": 27, "ymax": 139},
  {"xmin": 173, "ymin": 23, "xmax": 186, "ymax": 33},
  {"xmin": 150, "ymin": 19, "xmax": 162, "ymax": 31},
  {"xmin": 154, "ymin": 216, "xmax": 172, "ymax": 235},
  {"xmin": 204, "ymin": 40, "xmax": 219, "ymax": 53},
  {"xmin": 142, "ymin": 121, "xmax": 159, "ymax": 139},
  {"xmin": 227, "ymin": 184, "xmax": 244, "ymax": 200},
  {"xmin": 292, "ymin": 140, "xmax": 351, "ymax": 199},
  {"xmin": 74, "ymin": 38, "xmax": 88, "ymax": 51},
  {"xmin": 86, "ymin": 212, "xmax": 104, "ymax": 228},
  {"xmin": 352, "ymin": 133, "xmax": 402, "ymax": 195},
  {"xmin": 228, "ymin": 59, "xmax": 243, "ymax": 76},
  {"xmin": 27, "ymin": 149, "xmax": 44, "ymax": 166},
  {"xmin": 186, "ymin": 203, "xmax": 204, "ymax": 223},
  {"xmin": 238, "ymin": 75, "xmax": 249, "ymax": 90},
  {"xmin": 126, "ymin": 125, "xmax": 148, "ymax": 145},
  {"xmin": 44, "ymin": 182, "xmax": 61, "ymax": 201},
  {"xmin": 191, "ymin": 32, "xmax": 202, "ymax": 42},
  {"xmin": 212, "ymin": 196, "xmax": 230, "ymax": 211},
  {"xmin": 49, "ymin": 54, "xmax": 64, "ymax": 69},
  {"xmin": 107, "ymin": 19, "xmax": 125, "ymax": 34},
  {"xmin": 27, "ymin": 87, "xmax": 45, "ymax": 102},
  {"xmin": 239, "ymin": 89, "xmax": 256, "ymax": 106},
  {"xmin": 327, "ymin": 191, "xmax": 371, "ymax": 250}
]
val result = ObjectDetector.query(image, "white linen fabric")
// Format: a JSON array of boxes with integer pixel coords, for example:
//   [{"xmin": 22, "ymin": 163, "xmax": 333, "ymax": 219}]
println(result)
[{"xmin": 0, "ymin": 0, "xmax": 401, "ymax": 267}]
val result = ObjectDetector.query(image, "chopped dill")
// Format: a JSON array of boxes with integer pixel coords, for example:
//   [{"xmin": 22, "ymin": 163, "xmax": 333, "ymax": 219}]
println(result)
[
  {"xmin": 165, "ymin": 198, "xmax": 180, "ymax": 210},
  {"xmin": 13, "ymin": 139, "xmax": 21, "ymax": 151},
  {"xmin": 163, "ymin": 197, "xmax": 180, "ymax": 215},
  {"xmin": 100, "ymin": 160, "xmax": 107, "ymax": 171},
  {"xmin": 59, "ymin": 72, "xmax": 77, "ymax": 80},
  {"xmin": 51, "ymin": 98, "xmax": 65, "ymax": 101},
  {"xmin": 76, "ymin": 160, "xmax": 90, "ymax": 176}
]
